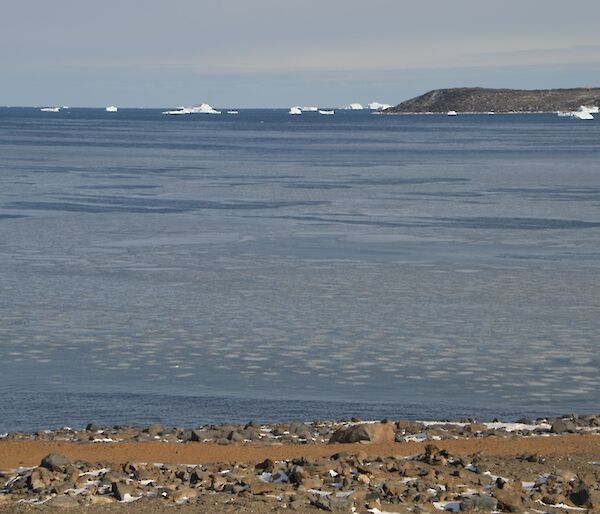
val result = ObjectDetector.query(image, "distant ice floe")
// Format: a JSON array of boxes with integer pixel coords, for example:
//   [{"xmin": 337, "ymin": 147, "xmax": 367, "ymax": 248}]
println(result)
[
  {"xmin": 289, "ymin": 106, "xmax": 302, "ymax": 115},
  {"xmin": 300, "ymin": 106, "xmax": 318, "ymax": 112},
  {"xmin": 40, "ymin": 107, "xmax": 60, "ymax": 112},
  {"xmin": 340, "ymin": 102, "xmax": 364, "ymax": 110},
  {"xmin": 368, "ymin": 102, "xmax": 392, "ymax": 110},
  {"xmin": 557, "ymin": 105, "xmax": 597, "ymax": 120},
  {"xmin": 105, "ymin": 105, "xmax": 118, "ymax": 112},
  {"xmin": 162, "ymin": 103, "xmax": 221, "ymax": 115}
]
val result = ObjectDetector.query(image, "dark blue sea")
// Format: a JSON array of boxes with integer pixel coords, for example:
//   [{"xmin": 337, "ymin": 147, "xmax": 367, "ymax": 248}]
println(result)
[{"xmin": 1, "ymin": 107, "xmax": 599, "ymax": 432}]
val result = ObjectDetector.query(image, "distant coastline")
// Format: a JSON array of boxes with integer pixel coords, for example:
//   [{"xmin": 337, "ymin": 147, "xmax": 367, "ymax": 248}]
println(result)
[{"xmin": 385, "ymin": 86, "xmax": 600, "ymax": 114}]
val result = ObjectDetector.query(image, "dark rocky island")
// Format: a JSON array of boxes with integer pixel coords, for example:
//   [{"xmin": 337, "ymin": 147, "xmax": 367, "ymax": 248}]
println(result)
[{"xmin": 385, "ymin": 87, "xmax": 600, "ymax": 113}]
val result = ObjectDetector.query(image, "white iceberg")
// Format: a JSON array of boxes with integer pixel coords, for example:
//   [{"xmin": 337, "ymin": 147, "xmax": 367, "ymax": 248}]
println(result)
[
  {"xmin": 367, "ymin": 102, "xmax": 392, "ymax": 110},
  {"xmin": 557, "ymin": 105, "xmax": 596, "ymax": 120},
  {"xmin": 40, "ymin": 107, "xmax": 60, "ymax": 112},
  {"xmin": 573, "ymin": 109, "xmax": 594, "ymax": 120},
  {"xmin": 289, "ymin": 106, "xmax": 302, "ymax": 115},
  {"xmin": 318, "ymin": 109, "xmax": 335, "ymax": 115},
  {"xmin": 162, "ymin": 103, "xmax": 221, "ymax": 115},
  {"xmin": 300, "ymin": 106, "xmax": 318, "ymax": 112},
  {"xmin": 105, "ymin": 105, "xmax": 118, "ymax": 112},
  {"xmin": 340, "ymin": 103, "xmax": 364, "ymax": 110}
]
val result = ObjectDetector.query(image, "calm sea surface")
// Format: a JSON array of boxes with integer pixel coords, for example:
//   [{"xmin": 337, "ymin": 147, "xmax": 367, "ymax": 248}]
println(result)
[{"xmin": 1, "ymin": 108, "xmax": 599, "ymax": 431}]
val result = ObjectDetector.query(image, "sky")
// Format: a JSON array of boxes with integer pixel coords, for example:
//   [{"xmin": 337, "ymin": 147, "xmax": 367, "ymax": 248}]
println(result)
[{"xmin": 2, "ymin": 0, "xmax": 600, "ymax": 108}]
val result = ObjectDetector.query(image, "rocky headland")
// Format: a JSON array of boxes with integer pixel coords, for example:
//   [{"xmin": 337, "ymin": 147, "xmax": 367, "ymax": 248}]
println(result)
[
  {"xmin": 385, "ymin": 87, "xmax": 600, "ymax": 113},
  {"xmin": 1, "ymin": 415, "xmax": 600, "ymax": 513}
]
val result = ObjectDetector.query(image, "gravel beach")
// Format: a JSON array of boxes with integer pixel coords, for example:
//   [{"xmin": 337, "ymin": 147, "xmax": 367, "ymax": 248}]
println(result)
[{"xmin": 2, "ymin": 416, "xmax": 600, "ymax": 513}]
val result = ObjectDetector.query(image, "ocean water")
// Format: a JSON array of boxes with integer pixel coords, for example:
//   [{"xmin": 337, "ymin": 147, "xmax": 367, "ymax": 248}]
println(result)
[{"xmin": 1, "ymin": 107, "xmax": 599, "ymax": 432}]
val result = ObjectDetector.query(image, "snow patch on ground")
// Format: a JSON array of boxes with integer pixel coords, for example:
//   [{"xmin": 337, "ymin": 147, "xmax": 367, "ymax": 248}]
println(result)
[{"xmin": 433, "ymin": 500, "xmax": 461, "ymax": 512}]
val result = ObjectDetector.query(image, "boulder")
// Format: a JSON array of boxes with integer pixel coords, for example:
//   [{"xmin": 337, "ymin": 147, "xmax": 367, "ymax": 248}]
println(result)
[
  {"xmin": 420, "ymin": 444, "xmax": 449, "ymax": 466},
  {"xmin": 111, "ymin": 481, "xmax": 135, "ymax": 501},
  {"xmin": 311, "ymin": 494, "xmax": 354, "ymax": 512},
  {"xmin": 492, "ymin": 486, "xmax": 523, "ymax": 512},
  {"xmin": 88, "ymin": 495, "xmax": 117, "ymax": 505},
  {"xmin": 146, "ymin": 423, "xmax": 163, "ymax": 437},
  {"xmin": 551, "ymin": 419, "xmax": 577, "ymax": 434},
  {"xmin": 396, "ymin": 420, "xmax": 426, "ymax": 433},
  {"xmin": 40, "ymin": 453, "xmax": 71, "ymax": 471},
  {"xmin": 45, "ymin": 495, "xmax": 80, "ymax": 508},
  {"xmin": 255, "ymin": 458, "xmax": 275, "ymax": 473},
  {"xmin": 329, "ymin": 422, "xmax": 395, "ymax": 444},
  {"xmin": 227, "ymin": 430, "xmax": 244, "ymax": 442},
  {"xmin": 460, "ymin": 494, "xmax": 498, "ymax": 511},
  {"xmin": 290, "ymin": 422, "xmax": 313, "ymax": 438},
  {"xmin": 464, "ymin": 423, "xmax": 487, "ymax": 434},
  {"xmin": 28, "ymin": 467, "xmax": 53, "ymax": 491},
  {"xmin": 570, "ymin": 487, "xmax": 600, "ymax": 508}
]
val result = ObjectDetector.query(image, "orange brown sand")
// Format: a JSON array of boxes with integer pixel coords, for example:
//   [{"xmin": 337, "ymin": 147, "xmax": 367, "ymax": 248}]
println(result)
[{"xmin": 2, "ymin": 433, "xmax": 600, "ymax": 469}]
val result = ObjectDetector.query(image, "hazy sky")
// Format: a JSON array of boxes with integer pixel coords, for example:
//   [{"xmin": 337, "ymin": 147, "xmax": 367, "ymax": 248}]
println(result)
[{"xmin": 2, "ymin": 0, "xmax": 600, "ymax": 107}]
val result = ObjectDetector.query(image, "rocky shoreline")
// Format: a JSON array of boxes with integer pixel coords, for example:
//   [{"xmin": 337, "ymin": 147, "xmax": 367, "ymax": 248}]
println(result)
[
  {"xmin": 385, "ymin": 87, "xmax": 600, "ymax": 114},
  {"xmin": 1, "ymin": 414, "xmax": 600, "ymax": 513}
]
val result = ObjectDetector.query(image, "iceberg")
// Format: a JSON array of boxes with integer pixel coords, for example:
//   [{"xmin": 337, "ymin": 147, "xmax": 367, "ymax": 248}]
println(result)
[
  {"xmin": 340, "ymin": 103, "xmax": 364, "ymax": 110},
  {"xmin": 367, "ymin": 102, "xmax": 392, "ymax": 111},
  {"xmin": 300, "ymin": 106, "xmax": 318, "ymax": 112},
  {"xmin": 573, "ymin": 110, "xmax": 594, "ymax": 120},
  {"xmin": 105, "ymin": 105, "xmax": 118, "ymax": 112},
  {"xmin": 40, "ymin": 107, "xmax": 60, "ymax": 112},
  {"xmin": 162, "ymin": 103, "xmax": 221, "ymax": 115},
  {"xmin": 289, "ymin": 106, "xmax": 302, "ymax": 115},
  {"xmin": 557, "ymin": 105, "xmax": 596, "ymax": 120}
]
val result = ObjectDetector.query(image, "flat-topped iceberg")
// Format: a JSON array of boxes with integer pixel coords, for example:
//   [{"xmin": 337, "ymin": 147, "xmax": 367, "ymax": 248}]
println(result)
[
  {"xmin": 289, "ymin": 106, "xmax": 302, "ymax": 115},
  {"xmin": 162, "ymin": 103, "xmax": 221, "ymax": 115},
  {"xmin": 367, "ymin": 102, "xmax": 392, "ymax": 110}
]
